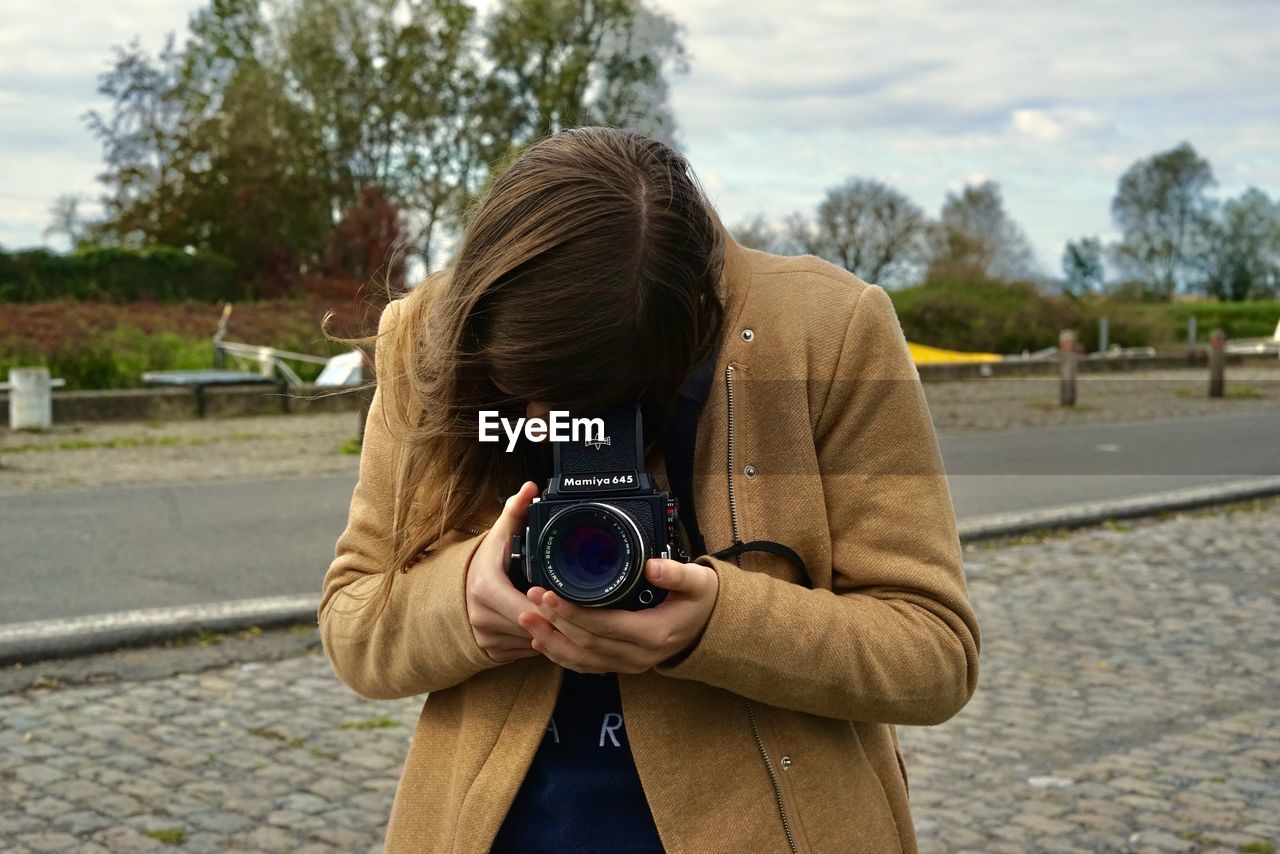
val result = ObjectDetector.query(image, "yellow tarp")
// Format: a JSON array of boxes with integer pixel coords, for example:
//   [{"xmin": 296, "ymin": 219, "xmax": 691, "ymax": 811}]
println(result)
[{"xmin": 907, "ymin": 342, "xmax": 1003, "ymax": 365}]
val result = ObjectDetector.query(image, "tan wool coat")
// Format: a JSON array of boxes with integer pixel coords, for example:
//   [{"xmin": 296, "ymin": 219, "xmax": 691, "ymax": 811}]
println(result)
[{"xmin": 320, "ymin": 230, "xmax": 982, "ymax": 853}]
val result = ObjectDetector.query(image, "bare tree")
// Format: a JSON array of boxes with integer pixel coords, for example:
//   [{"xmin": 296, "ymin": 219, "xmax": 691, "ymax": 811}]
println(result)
[
  {"xmin": 804, "ymin": 178, "xmax": 927, "ymax": 286},
  {"xmin": 44, "ymin": 194, "xmax": 88, "ymax": 250},
  {"xmin": 927, "ymin": 180, "xmax": 1038, "ymax": 281},
  {"xmin": 731, "ymin": 214, "xmax": 786, "ymax": 253}
]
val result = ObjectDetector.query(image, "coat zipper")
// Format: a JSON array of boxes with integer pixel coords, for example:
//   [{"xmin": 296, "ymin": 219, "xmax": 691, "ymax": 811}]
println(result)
[
  {"xmin": 727, "ymin": 363, "xmax": 798, "ymax": 854},
  {"xmin": 747, "ymin": 700, "xmax": 798, "ymax": 854},
  {"xmin": 724, "ymin": 365, "xmax": 742, "ymax": 567}
]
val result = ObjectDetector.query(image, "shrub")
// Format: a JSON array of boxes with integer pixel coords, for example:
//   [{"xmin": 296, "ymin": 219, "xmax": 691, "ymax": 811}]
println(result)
[
  {"xmin": 888, "ymin": 277, "xmax": 1082, "ymax": 354},
  {"xmin": 0, "ymin": 246, "xmax": 242, "ymax": 303}
]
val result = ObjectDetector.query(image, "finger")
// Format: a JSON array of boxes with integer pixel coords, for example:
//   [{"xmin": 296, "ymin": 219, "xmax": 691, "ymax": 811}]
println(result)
[
  {"xmin": 519, "ymin": 612, "xmax": 642, "ymax": 674},
  {"xmin": 475, "ymin": 562, "xmax": 544, "ymax": 627},
  {"xmin": 528, "ymin": 604, "xmax": 646, "ymax": 662},
  {"xmin": 517, "ymin": 614, "xmax": 645, "ymax": 676},
  {"xmin": 537, "ymin": 590, "xmax": 651, "ymax": 643},
  {"xmin": 471, "ymin": 606, "xmax": 533, "ymax": 640},
  {"xmin": 645, "ymin": 558, "xmax": 715, "ymax": 595}
]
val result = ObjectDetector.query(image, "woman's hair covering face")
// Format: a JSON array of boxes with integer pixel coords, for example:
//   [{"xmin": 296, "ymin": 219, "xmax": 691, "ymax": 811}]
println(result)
[{"xmin": 373, "ymin": 126, "xmax": 726, "ymax": 583}]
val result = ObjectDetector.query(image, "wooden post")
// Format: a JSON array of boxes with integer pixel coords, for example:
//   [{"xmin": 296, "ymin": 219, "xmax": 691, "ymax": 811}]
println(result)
[
  {"xmin": 1059, "ymin": 329, "xmax": 1077, "ymax": 407},
  {"xmin": 1187, "ymin": 315, "xmax": 1197, "ymax": 347},
  {"xmin": 1098, "ymin": 316, "xmax": 1109, "ymax": 354},
  {"xmin": 1208, "ymin": 328, "xmax": 1225, "ymax": 398}
]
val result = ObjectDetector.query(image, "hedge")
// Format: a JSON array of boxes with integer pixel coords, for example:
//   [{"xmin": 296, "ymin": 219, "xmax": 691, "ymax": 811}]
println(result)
[
  {"xmin": 0, "ymin": 246, "xmax": 244, "ymax": 303},
  {"xmin": 888, "ymin": 278, "xmax": 1280, "ymax": 354}
]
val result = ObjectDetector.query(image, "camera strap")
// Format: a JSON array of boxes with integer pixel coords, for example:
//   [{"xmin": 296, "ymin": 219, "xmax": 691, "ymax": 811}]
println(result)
[
  {"xmin": 663, "ymin": 348, "xmax": 715, "ymax": 559},
  {"xmin": 662, "ymin": 346, "xmax": 808, "ymax": 577}
]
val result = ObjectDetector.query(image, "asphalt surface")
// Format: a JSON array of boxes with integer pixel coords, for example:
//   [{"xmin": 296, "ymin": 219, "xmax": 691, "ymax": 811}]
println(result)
[{"xmin": 2, "ymin": 411, "xmax": 1277, "ymax": 624}]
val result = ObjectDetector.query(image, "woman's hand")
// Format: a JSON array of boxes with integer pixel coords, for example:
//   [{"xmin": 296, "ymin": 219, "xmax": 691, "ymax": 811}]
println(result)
[
  {"xmin": 517, "ymin": 558, "xmax": 720, "ymax": 674},
  {"xmin": 465, "ymin": 481, "xmax": 543, "ymax": 663}
]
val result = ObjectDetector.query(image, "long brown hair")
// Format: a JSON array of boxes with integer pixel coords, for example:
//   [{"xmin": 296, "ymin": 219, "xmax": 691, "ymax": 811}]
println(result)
[{"xmin": 323, "ymin": 126, "xmax": 726, "ymax": 592}]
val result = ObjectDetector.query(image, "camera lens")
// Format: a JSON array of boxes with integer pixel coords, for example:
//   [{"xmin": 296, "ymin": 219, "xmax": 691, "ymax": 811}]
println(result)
[
  {"xmin": 539, "ymin": 504, "xmax": 643, "ymax": 604},
  {"xmin": 557, "ymin": 524, "xmax": 624, "ymax": 585}
]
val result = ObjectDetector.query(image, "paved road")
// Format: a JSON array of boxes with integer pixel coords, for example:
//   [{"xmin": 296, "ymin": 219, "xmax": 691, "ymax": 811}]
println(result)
[
  {"xmin": 1, "ymin": 499, "xmax": 1276, "ymax": 852},
  {"xmin": 2, "ymin": 412, "xmax": 1277, "ymax": 623}
]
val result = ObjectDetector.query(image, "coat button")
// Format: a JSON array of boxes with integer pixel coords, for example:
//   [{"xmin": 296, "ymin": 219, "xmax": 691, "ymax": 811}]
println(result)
[
  {"xmin": 741, "ymin": 328, "xmax": 755, "ymax": 342},
  {"xmin": 743, "ymin": 465, "xmax": 757, "ymax": 479},
  {"xmin": 780, "ymin": 756, "xmax": 793, "ymax": 770}
]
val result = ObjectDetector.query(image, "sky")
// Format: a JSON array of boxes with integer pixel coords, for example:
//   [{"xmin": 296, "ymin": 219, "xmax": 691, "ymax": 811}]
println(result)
[{"xmin": 2, "ymin": 0, "xmax": 1278, "ymax": 278}]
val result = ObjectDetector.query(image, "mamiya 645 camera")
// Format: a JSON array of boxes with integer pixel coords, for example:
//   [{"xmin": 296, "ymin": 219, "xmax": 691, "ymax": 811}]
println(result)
[{"xmin": 507, "ymin": 403, "xmax": 687, "ymax": 610}]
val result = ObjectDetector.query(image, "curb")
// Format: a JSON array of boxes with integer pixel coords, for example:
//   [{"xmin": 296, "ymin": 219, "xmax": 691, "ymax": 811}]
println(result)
[
  {"xmin": 0, "ymin": 595, "xmax": 318, "ymax": 667},
  {"xmin": 4, "ymin": 477, "xmax": 1280, "ymax": 667},
  {"xmin": 956, "ymin": 476, "xmax": 1280, "ymax": 542}
]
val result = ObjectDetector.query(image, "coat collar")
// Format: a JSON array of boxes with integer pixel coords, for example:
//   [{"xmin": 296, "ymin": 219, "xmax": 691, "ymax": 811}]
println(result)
[{"xmin": 716, "ymin": 223, "xmax": 753, "ymax": 343}]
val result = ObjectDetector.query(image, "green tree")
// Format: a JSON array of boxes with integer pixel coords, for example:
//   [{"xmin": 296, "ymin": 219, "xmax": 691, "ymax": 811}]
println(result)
[
  {"xmin": 85, "ymin": 0, "xmax": 333, "ymax": 292},
  {"xmin": 79, "ymin": 0, "xmax": 690, "ymax": 287},
  {"xmin": 478, "ymin": 0, "xmax": 687, "ymax": 161},
  {"xmin": 275, "ymin": 0, "xmax": 481, "ymax": 266},
  {"xmin": 1110, "ymin": 141, "xmax": 1215, "ymax": 297},
  {"xmin": 1198, "ymin": 188, "xmax": 1280, "ymax": 301}
]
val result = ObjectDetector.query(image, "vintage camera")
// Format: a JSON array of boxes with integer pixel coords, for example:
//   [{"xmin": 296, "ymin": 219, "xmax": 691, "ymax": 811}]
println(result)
[{"xmin": 507, "ymin": 403, "xmax": 686, "ymax": 610}]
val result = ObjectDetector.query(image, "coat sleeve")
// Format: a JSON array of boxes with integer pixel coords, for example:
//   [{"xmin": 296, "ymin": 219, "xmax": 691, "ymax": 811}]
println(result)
[
  {"xmin": 318, "ymin": 297, "xmax": 502, "ymax": 700},
  {"xmin": 654, "ymin": 284, "xmax": 981, "ymax": 726}
]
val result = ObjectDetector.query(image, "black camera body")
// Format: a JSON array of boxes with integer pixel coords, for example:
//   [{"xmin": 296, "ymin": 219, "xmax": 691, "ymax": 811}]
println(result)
[{"xmin": 507, "ymin": 403, "xmax": 686, "ymax": 610}]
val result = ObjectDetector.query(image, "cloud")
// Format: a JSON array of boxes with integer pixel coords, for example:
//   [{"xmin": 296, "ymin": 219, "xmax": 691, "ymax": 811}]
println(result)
[
  {"xmin": 2, "ymin": 0, "xmax": 1278, "ymax": 277},
  {"xmin": 1011, "ymin": 108, "xmax": 1113, "ymax": 143}
]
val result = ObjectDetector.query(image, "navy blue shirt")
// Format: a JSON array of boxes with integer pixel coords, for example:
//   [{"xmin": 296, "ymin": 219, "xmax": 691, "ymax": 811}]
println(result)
[{"xmin": 491, "ymin": 670, "xmax": 665, "ymax": 853}]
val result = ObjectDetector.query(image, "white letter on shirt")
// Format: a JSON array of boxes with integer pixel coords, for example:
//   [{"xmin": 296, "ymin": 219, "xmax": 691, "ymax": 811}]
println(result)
[{"xmin": 599, "ymin": 713, "xmax": 623, "ymax": 748}]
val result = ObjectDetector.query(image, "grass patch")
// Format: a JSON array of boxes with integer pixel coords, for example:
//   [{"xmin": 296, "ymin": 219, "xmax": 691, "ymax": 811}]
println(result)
[
  {"xmin": 246, "ymin": 726, "xmax": 289, "ymax": 742},
  {"xmin": 193, "ymin": 628, "xmax": 224, "ymax": 647},
  {"xmin": 1239, "ymin": 843, "xmax": 1274, "ymax": 854},
  {"xmin": 0, "ymin": 431, "xmax": 268, "ymax": 454},
  {"xmin": 340, "ymin": 435, "xmax": 363, "ymax": 455},
  {"xmin": 1029, "ymin": 402, "xmax": 1100, "ymax": 412},
  {"xmin": 1174, "ymin": 384, "xmax": 1266, "ymax": 399},
  {"xmin": 309, "ymin": 747, "xmax": 339, "ymax": 760},
  {"xmin": 143, "ymin": 828, "xmax": 186, "ymax": 845},
  {"xmin": 340, "ymin": 716, "xmax": 401, "ymax": 731}
]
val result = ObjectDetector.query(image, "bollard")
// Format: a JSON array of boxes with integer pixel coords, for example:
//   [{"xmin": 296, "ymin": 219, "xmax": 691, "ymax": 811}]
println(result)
[
  {"xmin": 1187, "ymin": 315, "xmax": 1197, "ymax": 347},
  {"xmin": 256, "ymin": 346, "xmax": 275, "ymax": 378},
  {"xmin": 1059, "ymin": 329, "xmax": 1077, "ymax": 407},
  {"xmin": 4, "ymin": 367, "xmax": 67, "ymax": 430},
  {"xmin": 1208, "ymin": 328, "xmax": 1225, "ymax": 398},
  {"xmin": 1098, "ymin": 316, "xmax": 1109, "ymax": 354}
]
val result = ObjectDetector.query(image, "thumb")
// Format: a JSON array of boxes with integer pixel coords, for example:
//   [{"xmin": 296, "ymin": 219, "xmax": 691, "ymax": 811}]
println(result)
[
  {"xmin": 645, "ymin": 558, "xmax": 712, "ymax": 594},
  {"xmin": 495, "ymin": 481, "xmax": 539, "ymax": 536}
]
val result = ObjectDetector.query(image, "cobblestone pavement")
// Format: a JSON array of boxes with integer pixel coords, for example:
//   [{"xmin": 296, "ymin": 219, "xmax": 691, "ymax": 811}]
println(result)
[
  {"xmin": 1, "ymin": 500, "xmax": 1278, "ymax": 853},
  {"xmin": 3, "ymin": 366, "xmax": 1278, "ymax": 495}
]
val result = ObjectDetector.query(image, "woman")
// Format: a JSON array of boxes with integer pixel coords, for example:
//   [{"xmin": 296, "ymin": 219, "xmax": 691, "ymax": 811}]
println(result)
[{"xmin": 320, "ymin": 126, "xmax": 980, "ymax": 853}]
